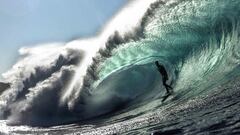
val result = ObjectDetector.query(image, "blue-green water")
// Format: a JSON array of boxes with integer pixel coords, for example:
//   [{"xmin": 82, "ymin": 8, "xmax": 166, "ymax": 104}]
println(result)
[{"xmin": 0, "ymin": 0, "xmax": 240, "ymax": 134}]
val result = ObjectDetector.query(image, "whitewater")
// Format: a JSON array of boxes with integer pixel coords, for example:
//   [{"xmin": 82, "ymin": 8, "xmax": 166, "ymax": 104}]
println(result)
[{"xmin": 1, "ymin": 0, "xmax": 240, "ymax": 134}]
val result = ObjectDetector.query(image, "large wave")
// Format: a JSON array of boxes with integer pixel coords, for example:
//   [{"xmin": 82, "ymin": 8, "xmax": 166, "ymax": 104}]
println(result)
[{"xmin": 0, "ymin": 0, "xmax": 240, "ymax": 128}]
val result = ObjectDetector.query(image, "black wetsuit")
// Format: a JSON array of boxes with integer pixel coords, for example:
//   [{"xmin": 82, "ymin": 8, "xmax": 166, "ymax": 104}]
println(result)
[{"xmin": 155, "ymin": 61, "xmax": 172, "ymax": 94}]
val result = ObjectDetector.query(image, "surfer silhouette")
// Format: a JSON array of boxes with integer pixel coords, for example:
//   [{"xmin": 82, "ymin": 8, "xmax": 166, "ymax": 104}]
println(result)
[{"xmin": 155, "ymin": 61, "xmax": 173, "ymax": 101}]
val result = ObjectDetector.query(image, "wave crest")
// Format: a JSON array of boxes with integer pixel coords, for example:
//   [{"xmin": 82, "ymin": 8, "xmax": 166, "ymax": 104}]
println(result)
[{"xmin": 1, "ymin": 0, "xmax": 240, "ymax": 127}]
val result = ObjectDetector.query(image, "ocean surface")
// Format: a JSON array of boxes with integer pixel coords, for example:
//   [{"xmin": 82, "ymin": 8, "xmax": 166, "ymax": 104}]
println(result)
[{"xmin": 0, "ymin": 0, "xmax": 240, "ymax": 134}]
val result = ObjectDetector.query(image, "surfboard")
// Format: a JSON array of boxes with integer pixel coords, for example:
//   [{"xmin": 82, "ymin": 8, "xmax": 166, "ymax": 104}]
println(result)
[{"xmin": 161, "ymin": 92, "xmax": 174, "ymax": 102}]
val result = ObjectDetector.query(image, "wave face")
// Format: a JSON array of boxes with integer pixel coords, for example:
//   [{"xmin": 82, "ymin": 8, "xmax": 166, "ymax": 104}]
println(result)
[{"xmin": 1, "ymin": 0, "xmax": 240, "ymax": 134}]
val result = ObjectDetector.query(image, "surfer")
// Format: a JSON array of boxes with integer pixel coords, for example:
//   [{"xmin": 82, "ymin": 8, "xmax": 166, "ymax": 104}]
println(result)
[{"xmin": 155, "ymin": 61, "xmax": 172, "ymax": 95}]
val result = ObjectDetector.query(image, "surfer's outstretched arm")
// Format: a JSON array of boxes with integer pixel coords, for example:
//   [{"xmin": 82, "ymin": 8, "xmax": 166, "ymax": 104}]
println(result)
[{"xmin": 155, "ymin": 61, "xmax": 161, "ymax": 68}]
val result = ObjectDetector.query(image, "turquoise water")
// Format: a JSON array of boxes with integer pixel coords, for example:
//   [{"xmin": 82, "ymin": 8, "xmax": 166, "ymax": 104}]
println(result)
[{"xmin": 0, "ymin": 0, "xmax": 240, "ymax": 134}]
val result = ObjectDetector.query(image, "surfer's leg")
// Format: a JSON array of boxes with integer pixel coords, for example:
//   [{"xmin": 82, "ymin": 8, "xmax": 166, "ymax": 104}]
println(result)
[
  {"xmin": 166, "ymin": 84, "xmax": 173, "ymax": 90},
  {"xmin": 163, "ymin": 82, "xmax": 173, "ymax": 95},
  {"xmin": 163, "ymin": 83, "xmax": 170, "ymax": 94}
]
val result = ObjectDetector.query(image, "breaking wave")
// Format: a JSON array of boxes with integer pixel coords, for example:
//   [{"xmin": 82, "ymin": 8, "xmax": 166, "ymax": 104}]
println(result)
[{"xmin": 0, "ymin": 0, "xmax": 240, "ymax": 130}]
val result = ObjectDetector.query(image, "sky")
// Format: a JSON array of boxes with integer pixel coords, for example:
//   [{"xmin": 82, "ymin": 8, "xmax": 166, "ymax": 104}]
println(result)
[{"xmin": 0, "ymin": 0, "xmax": 128, "ymax": 79}]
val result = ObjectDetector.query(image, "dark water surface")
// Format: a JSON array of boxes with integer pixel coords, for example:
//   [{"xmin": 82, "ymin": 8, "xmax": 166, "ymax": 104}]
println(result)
[{"xmin": 0, "ymin": 0, "xmax": 240, "ymax": 134}]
